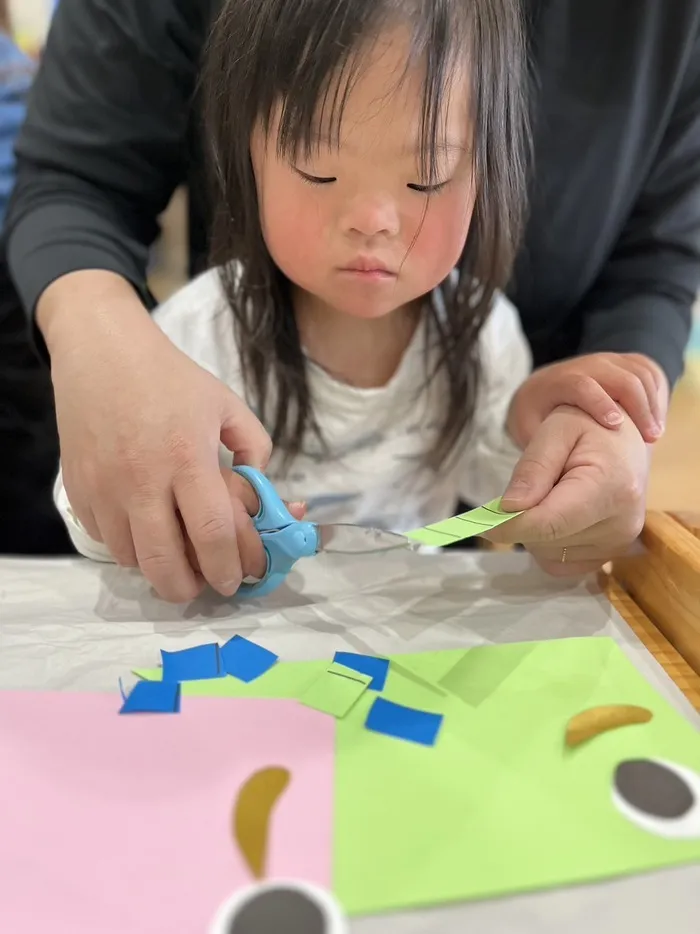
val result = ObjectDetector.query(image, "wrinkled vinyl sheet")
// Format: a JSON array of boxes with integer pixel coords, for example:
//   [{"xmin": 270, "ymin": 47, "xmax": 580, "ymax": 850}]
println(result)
[{"xmin": 1, "ymin": 550, "xmax": 698, "ymax": 934}]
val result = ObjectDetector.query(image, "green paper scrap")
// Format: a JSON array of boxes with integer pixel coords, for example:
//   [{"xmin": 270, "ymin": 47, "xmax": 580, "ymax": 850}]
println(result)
[
  {"xmin": 326, "ymin": 661, "xmax": 374, "ymax": 683},
  {"xmin": 132, "ymin": 657, "xmax": 325, "ymax": 700},
  {"xmin": 134, "ymin": 660, "xmax": 372, "ymax": 717},
  {"xmin": 405, "ymin": 496, "xmax": 522, "ymax": 547},
  {"xmin": 300, "ymin": 664, "xmax": 372, "ymax": 718},
  {"xmin": 135, "ymin": 638, "xmax": 700, "ymax": 916}
]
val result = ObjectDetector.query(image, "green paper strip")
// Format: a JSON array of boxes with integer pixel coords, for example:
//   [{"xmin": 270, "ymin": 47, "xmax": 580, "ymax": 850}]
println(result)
[
  {"xmin": 300, "ymin": 664, "xmax": 371, "ymax": 718},
  {"xmin": 405, "ymin": 496, "xmax": 522, "ymax": 546}
]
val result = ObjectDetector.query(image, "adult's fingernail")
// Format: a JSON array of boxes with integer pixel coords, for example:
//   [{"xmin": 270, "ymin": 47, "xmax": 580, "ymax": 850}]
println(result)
[
  {"xmin": 504, "ymin": 479, "xmax": 529, "ymax": 501},
  {"xmin": 220, "ymin": 580, "xmax": 240, "ymax": 595},
  {"xmin": 605, "ymin": 411, "xmax": 624, "ymax": 426},
  {"xmin": 507, "ymin": 478, "xmax": 530, "ymax": 492}
]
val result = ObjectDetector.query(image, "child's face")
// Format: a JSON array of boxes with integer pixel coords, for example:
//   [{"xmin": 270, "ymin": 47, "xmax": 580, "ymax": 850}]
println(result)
[{"xmin": 250, "ymin": 28, "xmax": 475, "ymax": 320}]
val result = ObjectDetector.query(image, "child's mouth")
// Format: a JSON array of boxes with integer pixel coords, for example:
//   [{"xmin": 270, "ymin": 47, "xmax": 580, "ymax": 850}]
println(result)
[{"xmin": 339, "ymin": 257, "xmax": 397, "ymax": 281}]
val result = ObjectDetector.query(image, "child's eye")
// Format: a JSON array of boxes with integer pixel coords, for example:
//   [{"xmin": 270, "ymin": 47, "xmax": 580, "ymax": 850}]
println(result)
[
  {"xmin": 408, "ymin": 180, "xmax": 449, "ymax": 194},
  {"xmin": 294, "ymin": 168, "xmax": 336, "ymax": 185}
]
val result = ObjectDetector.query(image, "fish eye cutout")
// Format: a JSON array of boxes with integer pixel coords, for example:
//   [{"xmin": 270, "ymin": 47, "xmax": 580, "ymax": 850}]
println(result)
[{"xmin": 613, "ymin": 758, "xmax": 700, "ymax": 839}]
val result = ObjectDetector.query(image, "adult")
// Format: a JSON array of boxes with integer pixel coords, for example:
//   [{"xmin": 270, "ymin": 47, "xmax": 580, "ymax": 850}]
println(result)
[{"xmin": 2, "ymin": 0, "xmax": 700, "ymax": 595}]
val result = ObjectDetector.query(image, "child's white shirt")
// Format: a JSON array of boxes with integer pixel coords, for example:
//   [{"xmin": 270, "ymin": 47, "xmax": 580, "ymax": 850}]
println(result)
[{"xmin": 54, "ymin": 268, "xmax": 531, "ymax": 561}]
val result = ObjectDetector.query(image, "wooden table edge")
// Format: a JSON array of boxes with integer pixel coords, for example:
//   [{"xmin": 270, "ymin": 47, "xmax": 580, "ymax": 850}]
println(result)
[{"xmin": 602, "ymin": 571, "xmax": 700, "ymax": 711}]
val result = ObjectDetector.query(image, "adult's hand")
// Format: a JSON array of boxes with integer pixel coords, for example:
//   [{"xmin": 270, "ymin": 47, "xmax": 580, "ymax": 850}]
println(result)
[
  {"xmin": 180, "ymin": 467, "xmax": 306, "ymax": 583},
  {"xmin": 487, "ymin": 405, "xmax": 649, "ymax": 576},
  {"xmin": 41, "ymin": 271, "xmax": 273, "ymax": 603},
  {"xmin": 507, "ymin": 352, "xmax": 669, "ymax": 449}
]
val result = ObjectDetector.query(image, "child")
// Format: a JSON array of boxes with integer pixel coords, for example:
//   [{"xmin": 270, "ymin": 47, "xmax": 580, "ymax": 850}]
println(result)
[{"xmin": 53, "ymin": 0, "xmax": 655, "ymax": 572}]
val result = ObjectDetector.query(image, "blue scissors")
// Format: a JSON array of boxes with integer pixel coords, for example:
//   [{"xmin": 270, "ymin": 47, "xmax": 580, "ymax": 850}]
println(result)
[{"xmin": 232, "ymin": 465, "xmax": 418, "ymax": 598}]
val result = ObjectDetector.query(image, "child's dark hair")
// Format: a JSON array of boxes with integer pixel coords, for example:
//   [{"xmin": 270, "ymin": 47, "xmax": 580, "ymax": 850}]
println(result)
[{"xmin": 203, "ymin": 0, "xmax": 530, "ymax": 469}]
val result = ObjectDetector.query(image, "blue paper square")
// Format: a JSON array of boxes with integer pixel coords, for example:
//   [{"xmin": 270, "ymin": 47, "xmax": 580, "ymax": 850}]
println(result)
[
  {"xmin": 119, "ymin": 680, "xmax": 181, "ymax": 715},
  {"xmin": 365, "ymin": 697, "xmax": 443, "ymax": 746},
  {"xmin": 333, "ymin": 651, "xmax": 389, "ymax": 691},
  {"xmin": 161, "ymin": 644, "xmax": 221, "ymax": 682},
  {"xmin": 220, "ymin": 635, "xmax": 278, "ymax": 683}
]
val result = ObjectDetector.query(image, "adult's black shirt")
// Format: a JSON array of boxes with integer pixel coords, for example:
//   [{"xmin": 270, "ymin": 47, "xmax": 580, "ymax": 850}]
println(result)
[{"xmin": 7, "ymin": 0, "xmax": 700, "ymax": 386}]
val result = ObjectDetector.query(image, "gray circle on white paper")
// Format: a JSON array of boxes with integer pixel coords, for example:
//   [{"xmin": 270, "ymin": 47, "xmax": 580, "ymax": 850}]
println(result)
[
  {"xmin": 226, "ymin": 887, "xmax": 327, "ymax": 934},
  {"xmin": 612, "ymin": 758, "xmax": 700, "ymax": 839}
]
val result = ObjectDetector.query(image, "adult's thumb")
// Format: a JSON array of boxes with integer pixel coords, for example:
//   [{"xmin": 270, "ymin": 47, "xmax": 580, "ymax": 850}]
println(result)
[
  {"xmin": 219, "ymin": 391, "xmax": 272, "ymax": 470},
  {"xmin": 502, "ymin": 419, "xmax": 576, "ymax": 511}
]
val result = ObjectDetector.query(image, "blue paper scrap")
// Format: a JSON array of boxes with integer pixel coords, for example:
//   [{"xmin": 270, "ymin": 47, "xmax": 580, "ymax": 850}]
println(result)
[
  {"xmin": 220, "ymin": 635, "xmax": 278, "ymax": 683},
  {"xmin": 365, "ymin": 697, "xmax": 443, "ymax": 747},
  {"xmin": 119, "ymin": 680, "xmax": 181, "ymax": 715},
  {"xmin": 161, "ymin": 643, "xmax": 221, "ymax": 683},
  {"xmin": 333, "ymin": 651, "xmax": 389, "ymax": 691}
]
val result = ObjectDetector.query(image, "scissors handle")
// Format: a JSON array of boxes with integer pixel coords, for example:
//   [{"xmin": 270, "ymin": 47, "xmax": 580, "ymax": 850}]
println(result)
[{"xmin": 232, "ymin": 466, "xmax": 319, "ymax": 598}]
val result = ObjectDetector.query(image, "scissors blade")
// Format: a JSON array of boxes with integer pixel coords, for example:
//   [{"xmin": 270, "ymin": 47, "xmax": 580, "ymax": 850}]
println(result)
[{"xmin": 317, "ymin": 524, "xmax": 419, "ymax": 556}]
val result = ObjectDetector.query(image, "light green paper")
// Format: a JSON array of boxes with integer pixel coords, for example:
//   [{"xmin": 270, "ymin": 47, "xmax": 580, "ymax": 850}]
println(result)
[
  {"xmin": 335, "ymin": 638, "xmax": 700, "ymax": 915},
  {"xmin": 405, "ymin": 496, "xmax": 523, "ymax": 546},
  {"xmin": 135, "ymin": 638, "xmax": 700, "ymax": 916},
  {"xmin": 300, "ymin": 664, "xmax": 371, "ymax": 718}
]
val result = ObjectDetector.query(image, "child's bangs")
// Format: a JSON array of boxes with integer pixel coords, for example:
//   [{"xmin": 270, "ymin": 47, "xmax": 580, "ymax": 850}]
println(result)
[
  {"xmin": 255, "ymin": 2, "xmax": 473, "ymax": 178},
  {"xmin": 271, "ymin": 40, "xmax": 375, "ymax": 163}
]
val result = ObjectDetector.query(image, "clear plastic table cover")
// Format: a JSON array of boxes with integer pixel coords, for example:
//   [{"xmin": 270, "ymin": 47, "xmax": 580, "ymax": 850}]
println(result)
[{"xmin": 1, "ymin": 549, "xmax": 698, "ymax": 933}]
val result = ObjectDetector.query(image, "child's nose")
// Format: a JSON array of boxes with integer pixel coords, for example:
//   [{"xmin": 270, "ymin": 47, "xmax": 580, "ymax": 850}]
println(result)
[{"xmin": 341, "ymin": 194, "xmax": 400, "ymax": 238}]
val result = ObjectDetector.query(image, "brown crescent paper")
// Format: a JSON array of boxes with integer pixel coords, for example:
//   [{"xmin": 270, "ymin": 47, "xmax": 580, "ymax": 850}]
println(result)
[
  {"xmin": 233, "ymin": 766, "xmax": 291, "ymax": 879},
  {"xmin": 565, "ymin": 704, "xmax": 652, "ymax": 748}
]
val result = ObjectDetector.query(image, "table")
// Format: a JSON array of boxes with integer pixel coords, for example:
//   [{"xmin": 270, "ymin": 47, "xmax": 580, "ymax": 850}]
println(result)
[
  {"xmin": 1, "ymin": 540, "xmax": 699, "ymax": 932},
  {"xmin": 612, "ymin": 510, "xmax": 700, "ymax": 696}
]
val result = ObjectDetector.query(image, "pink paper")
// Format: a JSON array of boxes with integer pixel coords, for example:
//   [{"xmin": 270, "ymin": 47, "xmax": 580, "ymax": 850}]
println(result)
[{"xmin": 0, "ymin": 692, "xmax": 335, "ymax": 934}]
